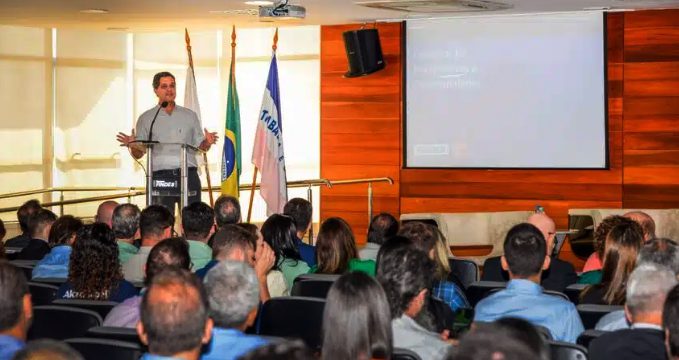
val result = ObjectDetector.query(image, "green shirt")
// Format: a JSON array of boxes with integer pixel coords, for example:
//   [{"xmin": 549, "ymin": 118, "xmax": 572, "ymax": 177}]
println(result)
[
  {"xmin": 117, "ymin": 241, "xmax": 139, "ymax": 265},
  {"xmin": 279, "ymin": 258, "xmax": 311, "ymax": 289},
  {"xmin": 187, "ymin": 240, "xmax": 213, "ymax": 272},
  {"xmin": 578, "ymin": 270, "xmax": 602, "ymax": 285},
  {"xmin": 309, "ymin": 258, "xmax": 377, "ymax": 277}
]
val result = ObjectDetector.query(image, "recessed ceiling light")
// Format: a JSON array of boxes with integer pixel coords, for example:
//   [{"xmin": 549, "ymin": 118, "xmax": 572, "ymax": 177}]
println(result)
[
  {"xmin": 245, "ymin": 1, "xmax": 274, "ymax": 5},
  {"xmin": 80, "ymin": 9, "xmax": 109, "ymax": 14}
]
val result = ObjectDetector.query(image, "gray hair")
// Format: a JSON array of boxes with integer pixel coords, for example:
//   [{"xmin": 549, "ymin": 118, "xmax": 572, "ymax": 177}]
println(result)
[
  {"xmin": 204, "ymin": 260, "xmax": 259, "ymax": 328},
  {"xmin": 112, "ymin": 203, "xmax": 141, "ymax": 239},
  {"xmin": 626, "ymin": 264, "xmax": 677, "ymax": 316},
  {"xmin": 638, "ymin": 238, "xmax": 679, "ymax": 275}
]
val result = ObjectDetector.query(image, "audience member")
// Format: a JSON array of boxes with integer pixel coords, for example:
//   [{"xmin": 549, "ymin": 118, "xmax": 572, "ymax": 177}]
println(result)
[
  {"xmin": 238, "ymin": 340, "xmax": 314, "ymax": 360},
  {"xmin": 624, "ymin": 210, "xmax": 656, "ymax": 243},
  {"xmin": 0, "ymin": 219, "xmax": 5, "ymax": 243},
  {"xmin": 112, "ymin": 203, "xmax": 141, "ymax": 264},
  {"xmin": 95, "ymin": 200, "xmax": 119, "ymax": 228},
  {"xmin": 321, "ymin": 271, "xmax": 392, "ymax": 360},
  {"xmin": 474, "ymin": 223, "xmax": 583, "ymax": 343},
  {"xmin": 314, "ymin": 217, "xmax": 375, "ymax": 276},
  {"xmin": 0, "ymin": 263, "xmax": 31, "ymax": 360},
  {"xmin": 283, "ymin": 198, "xmax": 316, "ymax": 267},
  {"xmin": 663, "ymin": 284, "xmax": 679, "ymax": 360},
  {"xmin": 202, "ymin": 261, "xmax": 268, "ymax": 360},
  {"xmin": 261, "ymin": 214, "xmax": 309, "ymax": 289},
  {"xmin": 123, "ymin": 205, "xmax": 174, "ymax": 282},
  {"xmin": 31, "ymin": 215, "xmax": 83, "ymax": 279},
  {"xmin": 4, "ymin": 200, "xmax": 41, "ymax": 249},
  {"xmin": 483, "ymin": 212, "xmax": 577, "ymax": 292},
  {"xmin": 399, "ymin": 221, "xmax": 469, "ymax": 312},
  {"xmin": 57, "ymin": 223, "xmax": 137, "ymax": 302},
  {"xmin": 137, "ymin": 268, "xmax": 212, "ymax": 360},
  {"xmin": 493, "ymin": 317, "xmax": 550, "ymax": 360},
  {"xmin": 377, "ymin": 246, "xmax": 451, "ymax": 360},
  {"xmin": 359, "ymin": 213, "xmax": 398, "ymax": 261},
  {"xmin": 104, "ymin": 237, "xmax": 191, "ymax": 328},
  {"xmin": 589, "ymin": 265, "xmax": 676, "ymax": 360},
  {"xmin": 580, "ymin": 219, "xmax": 644, "ymax": 305},
  {"xmin": 16, "ymin": 209, "xmax": 57, "ymax": 261},
  {"xmin": 451, "ymin": 322, "xmax": 538, "ymax": 360},
  {"xmin": 214, "ymin": 195, "xmax": 241, "ymax": 228},
  {"xmin": 182, "ymin": 202, "xmax": 216, "ymax": 270},
  {"xmin": 581, "ymin": 215, "xmax": 629, "ymax": 274},
  {"xmin": 11, "ymin": 339, "xmax": 83, "ymax": 360}
]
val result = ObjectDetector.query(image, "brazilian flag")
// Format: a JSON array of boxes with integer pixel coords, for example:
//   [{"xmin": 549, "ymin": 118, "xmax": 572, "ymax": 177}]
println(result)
[{"xmin": 221, "ymin": 43, "xmax": 241, "ymax": 198}]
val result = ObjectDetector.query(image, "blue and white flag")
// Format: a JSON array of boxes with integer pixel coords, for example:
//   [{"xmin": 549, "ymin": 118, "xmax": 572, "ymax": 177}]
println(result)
[{"xmin": 252, "ymin": 47, "xmax": 287, "ymax": 216}]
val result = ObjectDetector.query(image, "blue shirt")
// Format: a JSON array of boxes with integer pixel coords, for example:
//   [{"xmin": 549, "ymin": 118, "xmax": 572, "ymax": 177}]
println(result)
[
  {"xmin": 201, "ymin": 327, "xmax": 267, "ymax": 360},
  {"xmin": 32, "ymin": 245, "xmax": 71, "ymax": 279},
  {"xmin": 474, "ymin": 279, "xmax": 584, "ymax": 343},
  {"xmin": 295, "ymin": 237, "xmax": 317, "ymax": 267},
  {"xmin": 140, "ymin": 354, "xmax": 184, "ymax": 360},
  {"xmin": 432, "ymin": 280, "xmax": 470, "ymax": 312},
  {"xmin": 0, "ymin": 335, "xmax": 24, "ymax": 360},
  {"xmin": 196, "ymin": 260, "xmax": 219, "ymax": 279}
]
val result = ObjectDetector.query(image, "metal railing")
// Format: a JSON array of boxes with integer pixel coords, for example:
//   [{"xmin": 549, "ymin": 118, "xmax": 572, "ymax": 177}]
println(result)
[{"xmin": 0, "ymin": 177, "xmax": 393, "ymax": 225}]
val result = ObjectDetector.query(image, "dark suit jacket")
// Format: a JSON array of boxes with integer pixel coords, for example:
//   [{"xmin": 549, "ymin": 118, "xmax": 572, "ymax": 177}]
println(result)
[
  {"xmin": 16, "ymin": 239, "xmax": 50, "ymax": 261},
  {"xmin": 4, "ymin": 233, "xmax": 31, "ymax": 249},
  {"xmin": 589, "ymin": 328, "xmax": 666, "ymax": 360},
  {"xmin": 481, "ymin": 256, "xmax": 577, "ymax": 293}
]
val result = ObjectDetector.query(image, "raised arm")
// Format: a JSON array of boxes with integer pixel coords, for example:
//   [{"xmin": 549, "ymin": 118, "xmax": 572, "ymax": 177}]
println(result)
[{"xmin": 116, "ymin": 129, "xmax": 146, "ymax": 159}]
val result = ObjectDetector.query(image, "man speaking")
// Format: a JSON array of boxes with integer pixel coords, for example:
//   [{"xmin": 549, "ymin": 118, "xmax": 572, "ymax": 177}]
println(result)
[{"xmin": 117, "ymin": 72, "xmax": 218, "ymax": 210}]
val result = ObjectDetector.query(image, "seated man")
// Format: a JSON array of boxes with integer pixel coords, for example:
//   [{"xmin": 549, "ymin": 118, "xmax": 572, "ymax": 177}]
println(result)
[
  {"xmin": 482, "ymin": 212, "xmax": 577, "ymax": 293},
  {"xmin": 283, "ymin": 198, "xmax": 317, "ymax": 267},
  {"xmin": 202, "ymin": 261, "xmax": 268, "ymax": 359},
  {"xmin": 182, "ymin": 202, "xmax": 216, "ymax": 271},
  {"xmin": 112, "ymin": 203, "xmax": 141, "ymax": 264},
  {"xmin": 474, "ymin": 223, "xmax": 584, "ymax": 343},
  {"xmin": 664, "ymin": 284, "xmax": 679, "ymax": 360},
  {"xmin": 0, "ymin": 262, "xmax": 32, "ymax": 359},
  {"xmin": 137, "ymin": 268, "xmax": 212, "ymax": 360},
  {"xmin": 359, "ymin": 213, "xmax": 398, "ymax": 261},
  {"xmin": 16, "ymin": 209, "xmax": 57, "ymax": 261},
  {"xmin": 377, "ymin": 246, "xmax": 451, "ymax": 360},
  {"xmin": 589, "ymin": 265, "xmax": 676, "ymax": 360},
  {"xmin": 214, "ymin": 195, "xmax": 241, "ymax": 229},
  {"xmin": 103, "ymin": 237, "xmax": 191, "ymax": 328},
  {"xmin": 95, "ymin": 200, "xmax": 119, "ymax": 228},
  {"xmin": 4, "ymin": 199, "xmax": 41, "ymax": 249},
  {"xmin": 123, "ymin": 205, "xmax": 174, "ymax": 283}
]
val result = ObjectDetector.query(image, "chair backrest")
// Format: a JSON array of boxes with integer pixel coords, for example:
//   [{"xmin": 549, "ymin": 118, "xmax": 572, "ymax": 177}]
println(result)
[
  {"xmin": 449, "ymin": 258, "xmax": 479, "ymax": 289},
  {"xmin": 291, "ymin": 274, "xmax": 340, "ymax": 299},
  {"xmin": 86, "ymin": 327, "xmax": 143, "ymax": 346},
  {"xmin": 257, "ymin": 296, "xmax": 325, "ymax": 350},
  {"xmin": 534, "ymin": 324, "xmax": 553, "ymax": 341},
  {"xmin": 576, "ymin": 329, "xmax": 607, "ymax": 348},
  {"xmin": 565, "ymin": 284, "xmax": 587, "ymax": 305},
  {"xmin": 392, "ymin": 347, "xmax": 423, "ymax": 360},
  {"xmin": 66, "ymin": 338, "xmax": 143, "ymax": 360},
  {"xmin": 29, "ymin": 305, "xmax": 103, "ymax": 340},
  {"xmin": 9, "ymin": 260, "xmax": 37, "ymax": 279},
  {"xmin": 30, "ymin": 277, "xmax": 67, "ymax": 285},
  {"xmin": 53, "ymin": 299, "xmax": 119, "ymax": 319},
  {"xmin": 28, "ymin": 282, "xmax": 59, "ymax": 306},
  {"xmin": 543, "ymin": 290, "xmax": 570, "ymax": 302},
  {"xmin": 467, "ymin": 281, "xmax": 507, "ymax": 307},
  {"xmin": 548, "ymin": 340, "xmax": 588, "ymax": 360},
  {"xmin": 577, "ymin": 304, "xmax": 624, "ymax": 329}
]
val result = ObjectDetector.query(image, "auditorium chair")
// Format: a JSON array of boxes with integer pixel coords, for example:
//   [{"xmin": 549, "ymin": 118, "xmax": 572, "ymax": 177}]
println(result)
[
  {"xmin": 52, "ymin": 299, "xmax": 119, "ymax": 319},
  {"xmin": 66, "ymin": 338, "xmax": 142, "ymax": 360},
  {"xmin": 392, "ymin": 348, "xmax": 422, "ymax": 360},
  {"xmin": 466, "ymin": 281, "xmax": 507, "ymax": 307},
  {"xmin": 290, "ymin": 274, "xmax": 340, "ymax": 299},
  {"xmin": 86, "ymin": 327, "xmax": 143, "ymax": 346},
  {"xmin": 9, "ymin": 259, "xmax": 38, "ymax": 279},
  {"xmin": 564, "ymin": 284, "xmax": 587, "ymax": 304},
  {"xmin": 29, "ymin": 306, "xmax": 102, "ymax": 340},
  {"xmin": 28, "ymin": 282, "xmax": 59, "ymax": 306},
  {"xmin": 534, "ymin": 325, "xmax": 553, "ymax": 341},
  {"xmin": 448, "ymin": 258, "xmax": 479, "ymax": 289},
  {"xmin": 257, "ymin": 296, "xmax": 325, "ymax": 350},
  {"xmin": 576, "ymin": 329, "xmax": 607, "ymax": 348},
  {"xmin": 577, "ymin": 304, "xmax": 624, "ymax": 329},
  {"xmin": 548, "ymin": 340, "xmax": 588, "ymax": 360},
  {"xmin": 30, "ymin": 277, "xmax": 67, "ymax": 285}
]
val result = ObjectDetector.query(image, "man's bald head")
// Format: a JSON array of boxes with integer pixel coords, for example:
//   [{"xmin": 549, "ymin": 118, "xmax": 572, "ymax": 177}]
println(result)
[
  {"xmin": 624, "ymin": 211, "xmax": 656, "ymax": 242},
  {"xmin": 527, "ymin": 213, "xmax": 556, "ymax": 252},
  {"xmin": 96, "ymin": 201, "xmax": 119, "ymax": 228}
]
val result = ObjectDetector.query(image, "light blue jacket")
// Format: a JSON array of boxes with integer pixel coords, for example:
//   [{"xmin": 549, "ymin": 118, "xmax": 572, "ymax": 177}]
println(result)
[{"xmin": 32, "ymin": 245, "xmax": 71, "ymax": 279}]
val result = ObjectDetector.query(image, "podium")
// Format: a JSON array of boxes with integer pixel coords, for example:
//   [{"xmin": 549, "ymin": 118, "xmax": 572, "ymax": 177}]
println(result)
[{"xmin": 132, "ymin": 141, "xmax": 204, "ymax": 209}]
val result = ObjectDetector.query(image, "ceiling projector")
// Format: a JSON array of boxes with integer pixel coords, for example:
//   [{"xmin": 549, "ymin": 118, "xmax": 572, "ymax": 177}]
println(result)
[{"xmin": 259, "ymin": 1, "xmax": 306, "ymax": 20}]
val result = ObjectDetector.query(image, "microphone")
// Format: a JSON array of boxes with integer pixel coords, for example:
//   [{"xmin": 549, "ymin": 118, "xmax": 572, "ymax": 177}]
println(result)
[{"xmin": 148, "ymin": 101, "xmax": 169, "ymax": 142}]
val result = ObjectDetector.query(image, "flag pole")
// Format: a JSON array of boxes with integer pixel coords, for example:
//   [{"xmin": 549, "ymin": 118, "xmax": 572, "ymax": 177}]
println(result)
[
  {"xmin": 247, "ymin": 28, "xmax": 278, "ymax": 223},
  {"xmin": 185, "ymin": 28, "xmax": 215, "ymax": 208}
]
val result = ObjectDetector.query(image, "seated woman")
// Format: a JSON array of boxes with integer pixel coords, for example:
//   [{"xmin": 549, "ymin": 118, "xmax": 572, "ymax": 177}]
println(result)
[
  {"xmin": 314, "ymin": 217, "xmax": 376, "ymax": 276},
  {"xmin": 321, "ymin": 271, "xmax": 392, "ymax": 360},
  {"xmin": 580, "ymin": 219, "xmax": 644, "ymax": 305},
  {"xmin": 32, "ymin": 215, "xmax": 83, "ymax": 279},
  {"xmin": 580, "ymin": 215, "xmax": 629, "ymax": 280},
  {"xmin": 237, "ymin": 222, "xmax": 287, "ymax": 298},
  {"xmin": 399, "ymin": 222, "xmax": 469, "ymax": 312},
  {"xmin": 261, "ymin": 214, "xmax": 310, "ymax": 290},
  {"xmin": 57, "ymin": 223, "xmax": 138, "ymax": 302}
]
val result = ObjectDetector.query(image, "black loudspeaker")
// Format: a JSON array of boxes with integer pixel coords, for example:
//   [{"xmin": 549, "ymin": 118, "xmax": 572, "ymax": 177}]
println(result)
[{"xmin": 342, "ymin": 29, "xmax": 386, "ymax": 78}]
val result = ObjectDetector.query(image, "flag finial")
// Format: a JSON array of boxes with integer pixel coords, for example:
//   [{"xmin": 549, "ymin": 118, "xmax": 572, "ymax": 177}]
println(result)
[
  {"xmin": 272, "ymin": 28, "xmax": 279, "ymax": 52},
  {"xmin": 231, "ymin": 25, "xmax": 237, "ymax": 48},
  {"xmin": 185, "ymin": 28, "xmax": 194, "ymax": 69}
]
